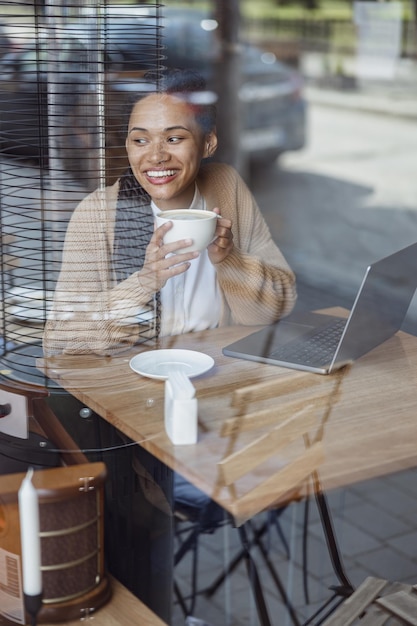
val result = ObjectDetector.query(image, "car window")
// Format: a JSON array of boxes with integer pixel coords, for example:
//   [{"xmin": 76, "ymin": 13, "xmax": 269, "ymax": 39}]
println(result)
[
  {"xmin": 59, "ymin": 37, "xmax": 90, "ymax": 69},
  {"xmin": 18, "ymin": 49, "xmax": 45, "ymax": 74},
  {"xmin": 0, "ymin": 23, "xmax": 12, "ymax": 58},
  {"xmin": 0, "ymin": 52, "xmax": 20, "ymax": 78},
  {"xmin": 163, "ymin": 17, "xmax": 221, "ymax": 67}
]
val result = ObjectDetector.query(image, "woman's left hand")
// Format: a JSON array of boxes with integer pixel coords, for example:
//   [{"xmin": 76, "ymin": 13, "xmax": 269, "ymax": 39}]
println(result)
[{"xmin": 208, "ymin": 207, "xmax": 234, "ymax": 264}]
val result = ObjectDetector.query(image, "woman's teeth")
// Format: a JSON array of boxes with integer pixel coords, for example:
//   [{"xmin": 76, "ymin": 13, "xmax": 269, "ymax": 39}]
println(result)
[{"xmin": 147, "ymin": 170, "xmax": 176, "ymax": 178}]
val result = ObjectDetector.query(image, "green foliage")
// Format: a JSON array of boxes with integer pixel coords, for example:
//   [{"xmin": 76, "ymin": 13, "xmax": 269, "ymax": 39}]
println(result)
[
  {"xmin": 241, "ymin": 0, "xmax": 352, "ymax": 20},
  {"xmin": 241, "ymin": 0, "xmax": 411, "ymax": 21}
]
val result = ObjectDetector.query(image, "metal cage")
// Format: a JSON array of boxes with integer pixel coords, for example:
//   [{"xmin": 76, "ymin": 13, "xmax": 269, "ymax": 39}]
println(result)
[{"xmin": 0, "ymin": 1, "xmax": 164, "ymax": 387}]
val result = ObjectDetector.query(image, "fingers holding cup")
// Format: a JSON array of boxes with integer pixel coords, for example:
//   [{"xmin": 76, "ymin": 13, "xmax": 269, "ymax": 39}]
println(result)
[{"xmin": 208, "ymin": 214, "xmax": 234, "ymax": 263}]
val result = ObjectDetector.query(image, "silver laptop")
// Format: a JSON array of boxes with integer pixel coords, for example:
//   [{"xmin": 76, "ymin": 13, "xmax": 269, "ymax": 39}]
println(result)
[{"xmin": 223, "ymin": 242, "xmax": 417, "ymax": 374}]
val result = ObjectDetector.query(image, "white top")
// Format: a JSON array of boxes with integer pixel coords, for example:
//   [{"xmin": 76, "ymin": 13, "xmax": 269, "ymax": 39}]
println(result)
[{"xmin": 152, "ymin": 186, "xmax": 222, "ymax": 337}]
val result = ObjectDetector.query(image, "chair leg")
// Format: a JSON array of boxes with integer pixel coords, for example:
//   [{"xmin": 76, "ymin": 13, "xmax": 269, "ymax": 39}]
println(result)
[
  {"xmin": 302, "ymin": 591, "xmax": 347, "ymax": 626},
  {"xmin": 205, "ymin": 512, "xmax": 290, "ymax": 597},
  {"xmin": 301, "ymin": 471, "xmax": 354, "ymax": 626},
  {"xmin": 312, "ymin": 472, "xmax": 354, "ymax": 594},
  {"xmin": 248, "ymin": 521, "xmax": 302, "ymax": 626},
  {"xmin": 268, "ymin": 509, "xmax": 291, "ymax": 559},
  {"xmin": 302, "ymin": 497, "xmax": 310, "ymax": 605},
  {"xmin": 174, "ymin": 580, "xmax": 191, "ymax": 617},
  {"xmin": 174, "ymin": 525, "xmax": 201, "ymax": 616},
  {"xmin": 204, "ymin": 538, "xmax": 249, "ymax": 596},
  {"xmin": 238, "ymin": 524, "xmax": 273, "ymax": 626},
  {"xmin": 203, "ymin": 516, "xmax": 301, "ymax": 625}
]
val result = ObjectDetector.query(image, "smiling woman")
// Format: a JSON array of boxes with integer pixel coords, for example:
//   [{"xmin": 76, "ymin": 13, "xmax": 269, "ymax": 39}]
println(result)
[
  {"xmin": 43, "ymin": 69, "xmax": 297, "ymax": 356},
  {"xmin": 125, "ymin": 85, "xmax": 217, "ymax": 209}
]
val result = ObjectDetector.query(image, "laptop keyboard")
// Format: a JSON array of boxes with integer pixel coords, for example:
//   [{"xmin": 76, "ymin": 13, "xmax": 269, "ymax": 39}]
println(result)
[{"xmin": 269, "ymin": 318, "xmax": 346, "ymax": 366}]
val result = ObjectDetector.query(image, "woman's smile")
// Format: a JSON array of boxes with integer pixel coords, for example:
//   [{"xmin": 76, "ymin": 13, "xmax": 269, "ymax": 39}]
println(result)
[
  {"xmin": 146, "ymin": 169, "xmax": 177, "ymax": 179},
  {"xmin": 144, "ymin": 169, "xmax": 179, "ymax": 185}
]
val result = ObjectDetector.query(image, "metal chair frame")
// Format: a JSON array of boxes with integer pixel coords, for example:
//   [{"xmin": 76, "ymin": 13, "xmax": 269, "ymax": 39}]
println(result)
[{"xmin": 173, "ymin": 368, "xmax": 354, "ymax": 626}]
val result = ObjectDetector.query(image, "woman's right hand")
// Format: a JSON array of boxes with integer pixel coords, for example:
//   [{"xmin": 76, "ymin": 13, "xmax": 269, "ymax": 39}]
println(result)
[{"xmin": 137, "ymin": 221, "xmax": 199, "ymax": 296}]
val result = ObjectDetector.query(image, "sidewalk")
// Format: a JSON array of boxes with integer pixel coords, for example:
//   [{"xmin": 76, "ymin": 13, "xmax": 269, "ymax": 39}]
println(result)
[
  {"xmin": 261, "ymin": 52, "xmax": 417, "ymax": 329},
  {"xmin": 302, "ymin": 52, "xmax": 417, "ymax": 120},
  {"xmin": 306, "ymin": 83, "xmax": 417, "ymax": 120}
]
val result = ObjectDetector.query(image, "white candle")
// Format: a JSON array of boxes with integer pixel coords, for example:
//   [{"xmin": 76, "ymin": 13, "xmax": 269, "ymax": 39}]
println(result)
[{"xmin": 18, "ymin": 468, "xmax": 42, "ymax": 596}]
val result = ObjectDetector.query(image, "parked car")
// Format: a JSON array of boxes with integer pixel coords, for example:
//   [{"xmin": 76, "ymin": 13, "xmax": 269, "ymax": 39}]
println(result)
[
  {"xmin": 0, "ymin": 22, "xmax": 12, "ymax": 59},
  {"xmin": 0, "ymin": 8, "xmax": 307, "ymax": 185}
]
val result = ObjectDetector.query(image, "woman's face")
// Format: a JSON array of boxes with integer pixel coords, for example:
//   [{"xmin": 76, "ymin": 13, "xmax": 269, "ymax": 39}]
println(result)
[{"xmin": 126, "ymin": 93, "xmax": 216, "ymax": 210}]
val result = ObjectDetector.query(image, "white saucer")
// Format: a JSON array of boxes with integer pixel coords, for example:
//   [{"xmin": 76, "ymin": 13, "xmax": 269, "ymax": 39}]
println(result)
[{"xmin": 129, "ymin": 349, "xmax": 214, "ymax": 380}]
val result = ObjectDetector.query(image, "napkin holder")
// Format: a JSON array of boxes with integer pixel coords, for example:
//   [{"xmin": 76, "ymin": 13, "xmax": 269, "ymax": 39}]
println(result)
[{"xmin": 164, "ymin": 372, "xmax": 198, "ymax": 445}]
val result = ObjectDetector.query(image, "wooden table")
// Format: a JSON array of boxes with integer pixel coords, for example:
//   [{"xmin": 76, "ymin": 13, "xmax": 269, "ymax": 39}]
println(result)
[
  {"xmin": 42, "ymin": 578, "xmax": 167, "ymax": 626},
  {"xmin": 37, "ymin": 308, "xmax": 417, "ymax": 509},
  {"xmin": 0, "ymin": 579, "xmax": 166, "ymax": 626}
]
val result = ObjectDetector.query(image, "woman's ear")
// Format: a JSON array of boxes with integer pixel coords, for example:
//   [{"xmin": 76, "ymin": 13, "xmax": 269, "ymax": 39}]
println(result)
[{"xmin": 204, "ymin": 131, "xmax": 218, "ymax": 158}]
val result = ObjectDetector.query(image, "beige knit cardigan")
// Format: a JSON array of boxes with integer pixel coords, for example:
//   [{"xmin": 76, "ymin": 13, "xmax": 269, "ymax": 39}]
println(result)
[{"xmin": 43, "ymin": 163, "xmax": 297, "ymax": 356}]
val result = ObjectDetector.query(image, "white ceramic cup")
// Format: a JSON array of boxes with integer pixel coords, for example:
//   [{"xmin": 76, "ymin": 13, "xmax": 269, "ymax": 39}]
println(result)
[{"xmin": 155, "ymin": 209, "xmax": 218, "ymax": 253}]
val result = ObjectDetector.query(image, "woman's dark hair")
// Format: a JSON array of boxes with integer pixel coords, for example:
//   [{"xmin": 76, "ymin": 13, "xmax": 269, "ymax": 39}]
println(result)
[
  {"xmin": 126, "ymin": 68, "xmax": 217, "ymax": 134},
  {"xmin": 160, "ymin": 68, "xmax": 217, "ymax": 133}
]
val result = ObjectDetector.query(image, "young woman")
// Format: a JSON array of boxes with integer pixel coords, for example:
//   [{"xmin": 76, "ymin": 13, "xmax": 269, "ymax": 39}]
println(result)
[{"xmin": 43, "ymin": 70, "xmax": 296, "ymax": 356}]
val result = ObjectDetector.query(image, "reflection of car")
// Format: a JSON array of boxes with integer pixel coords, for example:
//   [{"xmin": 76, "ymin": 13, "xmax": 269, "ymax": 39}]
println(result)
[
  {"xmin": 0, "ymin": 23, "xmax": 12, "ymax": 59},
  {"xmin": 0, "ymin": 8, "xmax": 306, "ymax": 183},
  {"xmin": 150, "ymin": 9, "xmax": 307, "ymax": 164}
]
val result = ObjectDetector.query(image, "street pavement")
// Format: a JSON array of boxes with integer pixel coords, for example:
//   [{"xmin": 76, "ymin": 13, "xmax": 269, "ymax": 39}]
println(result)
[
  {"xmin": 253, "ymin": 54, "xmax": 417, "ymax": 332},
  {"xmin": 306, "ymin": 83, "xmax": 417, "ymax": 121},
  {"xmin": 302, "ymin": 52, "xmax": 417, "ymax": 120}
]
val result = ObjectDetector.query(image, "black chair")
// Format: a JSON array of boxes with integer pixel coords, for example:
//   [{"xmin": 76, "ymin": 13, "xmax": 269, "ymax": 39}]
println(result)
[{"xmin": 173, "ymin": 368, "xmax": 353, "ymax": 626}]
